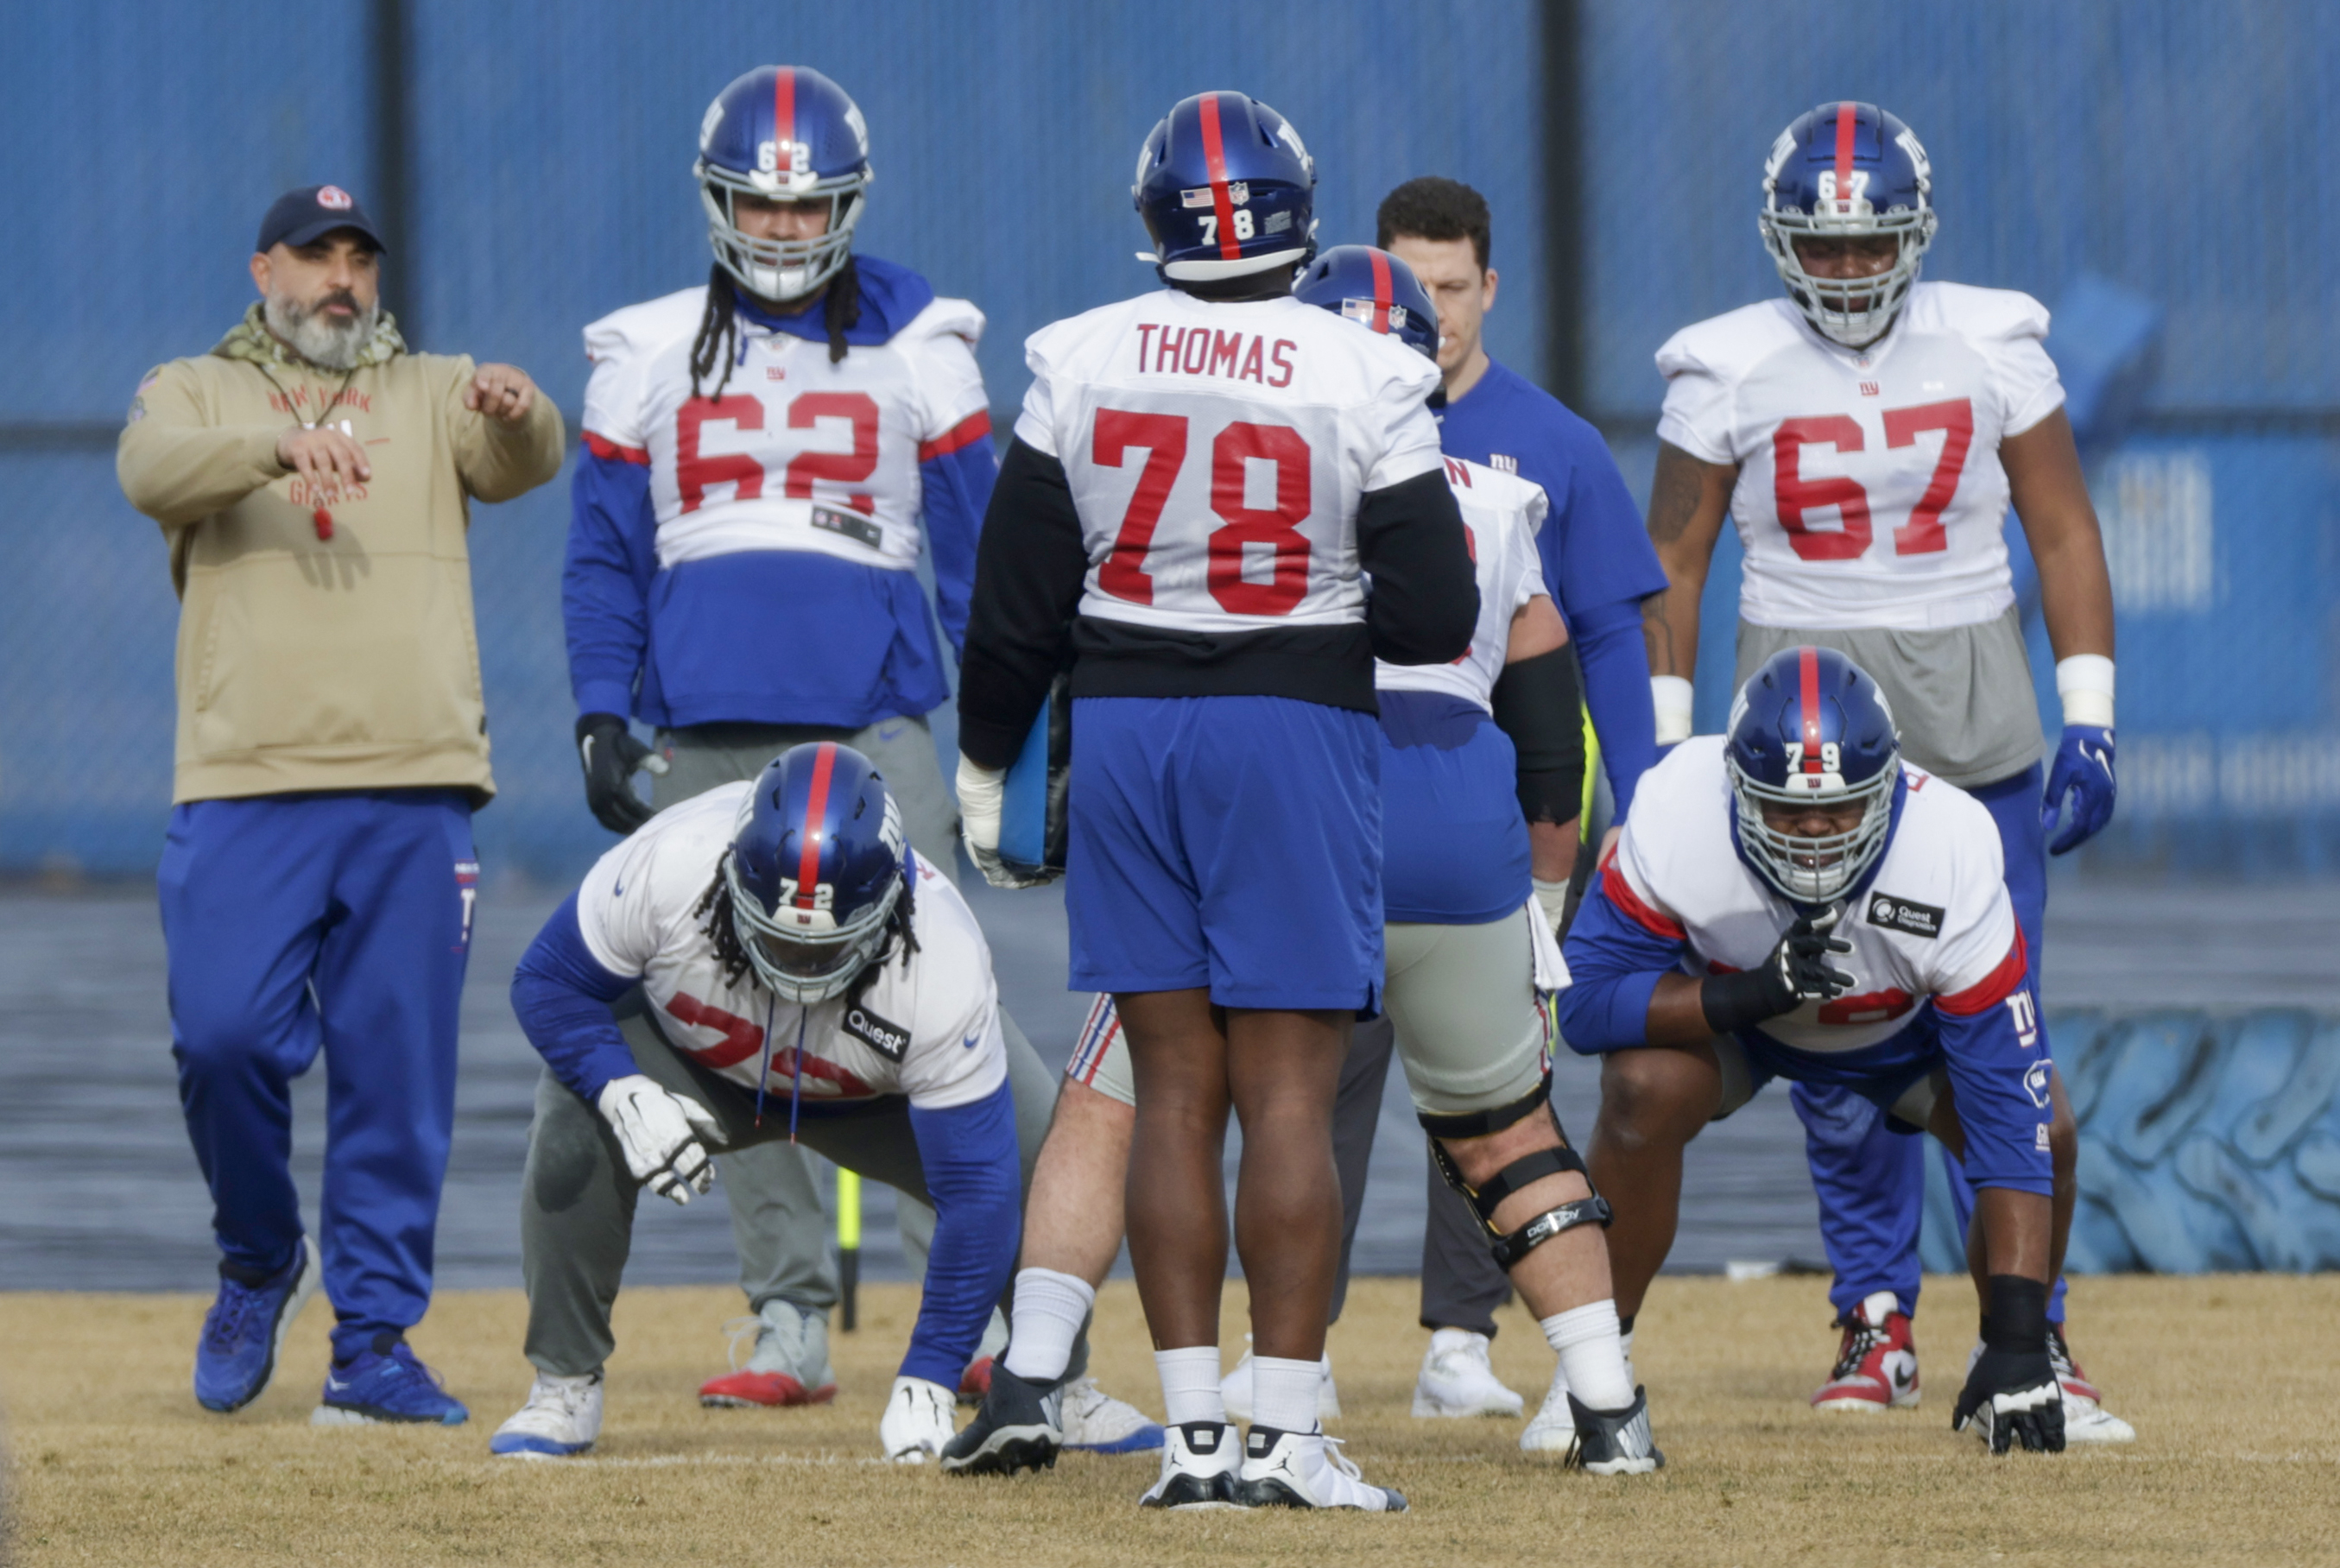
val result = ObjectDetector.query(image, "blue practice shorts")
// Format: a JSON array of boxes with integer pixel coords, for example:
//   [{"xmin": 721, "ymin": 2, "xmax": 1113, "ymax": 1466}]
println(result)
[
  {"xmin": 1066, "ymin": 694, "xmax": 1382, "ymax": 1012},
  {"xmin": 1723, "ymin": 1008, "xmax": 2056, "ymax": 1196},
  {"xmin": 1377, "ymin": 691, "xmax": 1531, "ymax": 925}
]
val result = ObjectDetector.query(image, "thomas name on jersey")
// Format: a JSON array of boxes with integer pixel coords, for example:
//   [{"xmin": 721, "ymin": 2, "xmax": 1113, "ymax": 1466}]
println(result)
[{"xmin": 1129, "ymin": 324, "xmax": 1299, "ymax": 386}]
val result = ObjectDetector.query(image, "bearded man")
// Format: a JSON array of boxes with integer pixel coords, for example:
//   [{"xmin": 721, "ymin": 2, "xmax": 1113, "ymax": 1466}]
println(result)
[{"xmin": 117, "ymin": 184, "xmax": 564, "ymax": 1425}]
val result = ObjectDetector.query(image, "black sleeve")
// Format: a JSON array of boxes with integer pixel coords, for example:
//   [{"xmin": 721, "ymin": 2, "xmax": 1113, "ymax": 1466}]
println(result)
[
  {"xmin": 1356, "ymin": 468, "xmax": 1477, "ymax": 666},
  {"xmin": 956, "ymin": 438, "xmax": 1091, "ymax": 769},
  {"xmin": 1490, "ymin": 643, "xmax": 1586, "ymax": 825}
]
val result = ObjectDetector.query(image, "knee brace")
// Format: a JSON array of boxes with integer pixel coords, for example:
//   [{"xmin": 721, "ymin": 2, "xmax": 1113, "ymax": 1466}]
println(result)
[{"xmin": 1419, "ymin": 1072, "xmax": 1612, "ymax": 1272}]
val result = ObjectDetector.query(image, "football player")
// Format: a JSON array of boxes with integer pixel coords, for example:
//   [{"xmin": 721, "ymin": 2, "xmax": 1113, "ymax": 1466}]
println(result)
[
  {"xmin": 954, "ymin": 99, "xmax": 1478, "ymax": 1512},
  {"xmin": 1252, "ymin": 178, "xmax": 1669, "ymax": 1429},
  {"xmin": 562, "ymin": 66, "xmax": 1008, "ymax": 1410},
  {"xmin": 1637, "ymin": 102, "xmax": 2127, "ymax": 1437},
  {"xmin": 490, "ymin": 744, "xmax": 1070, "ymax": 1462},
  {"xmin": 1565, "ymin": 648, "xmax": 2074, "ymax": 1456},
  {"xmin": 940, "ymin": 250, "xmax": 1658, "ymax": 1491}
]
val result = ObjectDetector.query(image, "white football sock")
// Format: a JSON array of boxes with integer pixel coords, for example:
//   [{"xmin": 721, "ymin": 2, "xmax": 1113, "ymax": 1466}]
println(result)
[
  {"xmin": 1001, "ymin": 1267, "xmax": 1093, "ymax": 1384},
  {"xmin": 1542, "ymin": 1300, "xmax": 1635, "ymax": 1412},
  {"xmin": 1154, "ymin": 1346, "xmax": 1224, "ymax": 1426},
  {"xmin": 1249, "ymin": 1355, "xmax": 1322, "ymax": 1434}
]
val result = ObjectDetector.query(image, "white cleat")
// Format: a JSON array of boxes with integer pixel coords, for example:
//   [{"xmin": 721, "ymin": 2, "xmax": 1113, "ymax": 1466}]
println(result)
[
  {"xmin": 1060, "ymin": 1375, "xmax": 1164, "ymax": 1454},
  {"xmin": 1232, "ymin": 1426, "xmax": 1406, "ymax": 1512},
  {"xmin": 1219, "ymin": 1336, "xmax": 1340, "ymax": 1424},
  {"xmin": 1412, "ymin": 1327, "xmax": 1526, "ymax": 1418},
  {"xmin": 490, "ymin": 1372, "xmax": 603, "ymax": 1458},
  {"xmin": 1138, "ymin": 1420, "xmax": 1242, "ymax": 1509},
  {"xmin": 1520, "ymin": 1361, "xmax": 1576, "ymax": 1452}
]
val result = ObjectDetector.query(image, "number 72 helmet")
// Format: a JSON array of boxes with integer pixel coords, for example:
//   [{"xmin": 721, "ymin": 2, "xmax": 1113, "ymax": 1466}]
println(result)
[
  {"xmin": 1726, "ymin": 646, "xmax": 1900, "ymax": 906},
  {"xmin": 1758, "ymin": 101, "xmax": 1937, "ymax": 347},
  {"xmin": 694, "ymin": 66, "xmax": 872, "ymax": 303},
  {"xmin": 1291, "ymin": 245, "xmax": 1439, "ymax": 362},
  {"xmin": 724, "ymin": 742, "xmax": 908, "ymax": 1003},
  {"xmin": 1133, "ymin": 91, "xmax": 1317, "ymax": 282}
]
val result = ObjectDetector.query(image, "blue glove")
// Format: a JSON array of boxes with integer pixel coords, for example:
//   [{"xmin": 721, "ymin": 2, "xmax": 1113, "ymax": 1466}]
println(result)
[{"xmin": 2040, "ymin": 725, "xmax": 2115, "ymax": 856}]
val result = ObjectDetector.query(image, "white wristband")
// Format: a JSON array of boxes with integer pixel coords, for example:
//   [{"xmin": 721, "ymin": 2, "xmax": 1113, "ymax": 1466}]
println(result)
[
  {"xmin": 1651, "ymin": 675, "xmax": 1695, "ymax": 747},
  {"xmin": 2054, "ymin": 655, "xmax": 2115, "ymax": 730}
]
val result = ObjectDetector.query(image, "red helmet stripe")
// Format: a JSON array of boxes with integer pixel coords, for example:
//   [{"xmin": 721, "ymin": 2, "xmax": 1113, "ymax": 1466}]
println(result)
[
  {"xmin": 1799, "ymin": 647, "xmax": 1825, "ymax": 773},
  {"xmin": 1368, "ymin": 247, "xmax": 1393, "ymax": 334},
  {"xmin": 1197, "ymin": 92, "xmax": 1243, "ymax": 261},
  {"xmin": 1832, "ymin": 102, "xmax": 1857, "ymax": 210},
  {"xmin": 794, "ymin": 742, "xmax": 837, "ymax": 908},
  {"xmin": 775, "ymin": 66, "xmax": 796, "ymax": 147}
]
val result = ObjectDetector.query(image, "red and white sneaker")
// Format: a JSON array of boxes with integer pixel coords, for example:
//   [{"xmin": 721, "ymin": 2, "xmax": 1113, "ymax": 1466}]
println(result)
[
  {"xmin": 698, "ymin": 1301, "xmax": 837, "ymax": 1408},
  {"xmin": 1811, "ymin": 1289, "xmax": 1919, "ymax": 1412},
  {"xmin": 958, "ymin": 1356, "xmax": 994, "ymax": 1407},
  {"xmin": 1972, "ymin": 1323, "xmax": 2134, "ymax": 1442}
]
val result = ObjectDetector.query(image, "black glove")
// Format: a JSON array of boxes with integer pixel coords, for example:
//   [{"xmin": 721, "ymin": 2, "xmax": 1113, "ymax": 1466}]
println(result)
[
  {"xmin": 1701, "ymin": 904, "xmax": 1855, "ymax": 1034},
  {"xmin": 1952, "ymin": 1276, "xmax": 2065, "ymax": 1454},
  {"xmin": 576, "ymin": 712, "xmax": 665, "ymax": 834}
]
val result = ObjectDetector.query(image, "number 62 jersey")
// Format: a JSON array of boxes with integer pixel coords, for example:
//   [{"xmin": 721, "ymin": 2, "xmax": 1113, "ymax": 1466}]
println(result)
[{"xmin": 1654, "ymin": 281, "xmax": 2066, "ymax": 633}]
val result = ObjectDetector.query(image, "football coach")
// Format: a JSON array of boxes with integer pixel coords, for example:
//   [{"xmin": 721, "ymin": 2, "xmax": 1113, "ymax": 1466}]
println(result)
[{"xmin": 117, "ymin": 184, "xmax": 564, "ymax": 1425}]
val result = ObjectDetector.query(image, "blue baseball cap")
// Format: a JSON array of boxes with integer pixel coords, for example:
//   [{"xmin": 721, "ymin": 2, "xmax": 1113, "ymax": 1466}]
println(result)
[{"xmin": 256, "ymin": 185, "xmax": 387, "ymax": 254}]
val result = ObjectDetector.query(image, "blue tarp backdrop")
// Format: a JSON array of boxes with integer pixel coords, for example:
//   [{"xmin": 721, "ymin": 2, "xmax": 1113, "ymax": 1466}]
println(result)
[{"xmin": 1, "ymin": 0, "xmax": 2334, "ymax": 882}]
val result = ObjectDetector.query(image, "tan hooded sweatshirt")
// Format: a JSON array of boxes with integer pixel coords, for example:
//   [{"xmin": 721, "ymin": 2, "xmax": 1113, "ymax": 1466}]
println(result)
[{"xmin": 117, "ymin": 307, "xmax": 565, "ymax": 804}]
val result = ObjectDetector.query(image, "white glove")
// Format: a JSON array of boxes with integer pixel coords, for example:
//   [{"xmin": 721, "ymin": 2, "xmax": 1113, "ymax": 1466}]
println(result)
[
  {"xmin": 595, "ymin": 1075, "xmax": 724, "ymax": 1205},
  {"xmin": 955, "ymin": 754, "xmax": 1052, "ymax": 890},
  {"xmin": 879, "ymin": 1375, "xmax": 956, "ymax": 1463}
]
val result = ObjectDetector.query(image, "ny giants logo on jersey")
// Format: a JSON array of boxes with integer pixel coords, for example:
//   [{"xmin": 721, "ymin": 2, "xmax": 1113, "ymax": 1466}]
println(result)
[
  {"xmin": 2008, "ymin": 989, "xmax": 2041, "ymax": 1053},
  {"xmin": 1133, "ymin": 324, "xmax": 1297, "ymax": 388}
]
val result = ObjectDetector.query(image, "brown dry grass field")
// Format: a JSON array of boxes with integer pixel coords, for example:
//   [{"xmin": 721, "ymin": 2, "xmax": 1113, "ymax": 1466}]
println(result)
[{"xmin": 3, "ymin": 1274, "xmax": 2337, "ymax": 1567}]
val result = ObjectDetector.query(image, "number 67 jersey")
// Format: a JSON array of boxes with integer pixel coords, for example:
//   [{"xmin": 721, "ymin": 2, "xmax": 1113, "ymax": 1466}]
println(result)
[
  {"xmin": 1014, "ymin": 287, "xmax": 1445, "ymax": 637},
  {"xmin": 1655, "ymin": 281, "xmax": 2066, "ymax": 632}
]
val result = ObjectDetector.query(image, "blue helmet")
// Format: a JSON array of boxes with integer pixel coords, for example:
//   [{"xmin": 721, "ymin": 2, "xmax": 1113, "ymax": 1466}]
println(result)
[
  {"xmin": 724, "ymin": 743, "xmax": 907, "ymax": 1003},
  {"xmin": 1133, "ymin": 91, "xmax": 1316, "ymax": 283},
  {"xmin": 1758, "ymin": 101, "xmax": 1937, "ymax": 347},
  {"xmin": 1292, "ymin": 245, "xmax": 1438, "ymax": 362},
  {"xmin": 1726, "ymin": 646, "xmax": 1901, "ymax": 905},
  {"xmin": 694, "ymin": 66, "xmax": 872, "ymax": 302}
]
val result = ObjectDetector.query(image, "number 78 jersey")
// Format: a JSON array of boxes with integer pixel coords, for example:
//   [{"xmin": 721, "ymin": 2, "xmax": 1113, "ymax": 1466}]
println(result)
[
  {"xmin": 1654, "ymin": 281, "xmax": 2067, "ymax": 632},
  {"xmin": 1014, "ymin": 289, "xmax": 1445, "ymax": 635}
]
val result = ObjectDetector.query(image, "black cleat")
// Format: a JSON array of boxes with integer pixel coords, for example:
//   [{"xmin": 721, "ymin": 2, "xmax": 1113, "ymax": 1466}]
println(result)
[
  {"xmin": 939, "ymin": 1367, "xmax": 1062, "ymax": 1476},
  {"xmin": 1562, "ymin": 1388, "xmax": 1664, "ymax": 1475}
]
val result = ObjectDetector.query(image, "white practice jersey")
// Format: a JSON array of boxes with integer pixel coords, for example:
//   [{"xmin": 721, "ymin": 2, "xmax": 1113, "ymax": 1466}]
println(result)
[
  {"xmin": 1655, "ymin": 283, "xmax": 2065, "ymax": 631},
  {"xmin": 1603, "ymin": 737, "xmax": 2023, "ymax": 1055},
  {"xmin": 580, "ymin": 287, "xmax": 991, "ymax": 575},
  {"xmin": 574, "ymin": 785, "xmax": 1005, "ymax": 1111},
  {"xmin": 1014, "ymin": 288, "xmax": 1445, "ymax": 636},
  {"xmin": 1375, "ymin": 456, "xmax": 1550, "ymax": 711}
]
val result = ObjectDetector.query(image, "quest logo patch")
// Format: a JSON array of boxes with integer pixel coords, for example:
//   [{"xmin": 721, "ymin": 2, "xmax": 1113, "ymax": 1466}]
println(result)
[{"xmin": 1866, "ymin": 893, "xmax": 1943, "ymax": 939}]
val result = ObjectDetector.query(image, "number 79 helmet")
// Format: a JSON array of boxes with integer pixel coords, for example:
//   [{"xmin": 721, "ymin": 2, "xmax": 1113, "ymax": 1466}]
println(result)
[
  {"xmin": 1758, "ymin": 101, "xmax": 1938, "ymax": 347},
  {"xmin": 1726, "ymin": 646, "xmax": 1900, "ymax": 906},
  {"xmin": 695, "ymin": 66, "xmax": 872, "ymax": 303}
]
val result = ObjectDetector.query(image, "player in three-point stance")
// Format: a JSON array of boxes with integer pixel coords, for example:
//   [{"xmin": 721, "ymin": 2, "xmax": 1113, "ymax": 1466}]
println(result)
[
  {"xmin": 1638, "ymin": 101, "xmax": 2126, "ymax": 1437},
  {"xmin": 954, "ymin": 99, "xmax": 1478, "ymax": 1511},
  {"xmin": 562, "ymin": 66, "xmax": 1042, "ymax": 1419},
  {"xmin": 1565, "ymin": 647, "xmax": 2074, "ymax": 1455},
  {"xmin": 489, "ymin": 744, "xmax": 1074, "ymax": 1463},
  {"xmin": 939, "ymin": 250, "xmax": 1658, "ymax": 1489}
]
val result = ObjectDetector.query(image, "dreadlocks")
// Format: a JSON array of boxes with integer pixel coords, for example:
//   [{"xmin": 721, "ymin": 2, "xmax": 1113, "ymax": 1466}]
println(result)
[
  {"xmin": 687, "ymin": 250, "xmax": 864, "ymax": 401},
  {"xmin": 692, "ymin": 850, "xmax": 920, "ymax": 1005},
  {"xmin": 686, "ymin": 263, "xmax": 743, "ymax": 403}
]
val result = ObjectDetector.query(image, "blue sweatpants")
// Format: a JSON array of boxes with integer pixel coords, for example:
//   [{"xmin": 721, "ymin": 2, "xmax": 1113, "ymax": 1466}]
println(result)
[
  {"xmin": 161, "ymin": 789, "xmax": 477, "ymax": 1360},
  {"xmin": 1793, "ymin": 762, "xmax": 2065, "ymax": 1322}
]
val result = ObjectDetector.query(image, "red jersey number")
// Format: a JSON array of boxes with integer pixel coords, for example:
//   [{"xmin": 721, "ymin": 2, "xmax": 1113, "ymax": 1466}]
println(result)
[
  {"xmin": 1094, "ymin": 408, "xmax": 1316, "ymax": 615},
  {"xmin": 674, "ymin": 391, "xmax": 881, "ymax": 516},
  {"xmin": 1771, "ymin": 398, "xmax": 1973, "ymax": 561}
]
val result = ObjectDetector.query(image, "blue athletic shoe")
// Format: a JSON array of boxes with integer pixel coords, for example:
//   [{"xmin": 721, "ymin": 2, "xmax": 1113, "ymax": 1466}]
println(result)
[
  {"xmin": 311, "ymin": 1337, "xmax": 470, "ymax": 1426},
  {"xmin": 194, "ymin": 1236, "xmax": 321, "ymax": 1413}
]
